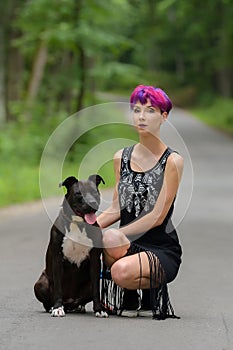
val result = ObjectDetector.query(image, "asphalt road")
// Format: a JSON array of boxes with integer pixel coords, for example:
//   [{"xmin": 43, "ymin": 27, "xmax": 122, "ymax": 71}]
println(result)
[{"xmin": 0, "ymin": 107, "xmax": 233, "ymax": 350}]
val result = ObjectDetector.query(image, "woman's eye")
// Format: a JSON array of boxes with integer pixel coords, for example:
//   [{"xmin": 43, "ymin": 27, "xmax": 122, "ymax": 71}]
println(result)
[
  {"xmin": 133, "ymin": 107, "xmax": 141, "ymax": 113},
  {"xmin": 146, "ymin": 108, "xmax": 155, "ymax": 113}
]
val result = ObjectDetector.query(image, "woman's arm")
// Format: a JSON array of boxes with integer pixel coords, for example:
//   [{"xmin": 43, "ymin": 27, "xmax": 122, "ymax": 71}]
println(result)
[
  {"xmin": 97, "ymin": 187, "xmax": 120, "ymax": 228},
  {"xmin": 119, "ymin": 152, "xmax": 184, "ymax": 237},
  {"xmin": 97, "ymin": 150, "xmax": 122, "ymax": 229}
]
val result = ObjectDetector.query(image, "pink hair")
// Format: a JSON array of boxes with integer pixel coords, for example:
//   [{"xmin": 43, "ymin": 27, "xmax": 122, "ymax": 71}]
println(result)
[{"xmin": 130, "ymin": 85, "xmax": 172, "ymax": 114}]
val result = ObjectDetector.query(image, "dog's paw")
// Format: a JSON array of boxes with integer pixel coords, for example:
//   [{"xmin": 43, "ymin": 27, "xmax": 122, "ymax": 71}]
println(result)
[
  {"xmin": 76, "ymin": 305, "xmax": 86, "ymax": 313},
  {"xmin": 51, "ymin": 306, "xmax": 65, "ymax": 317},
  {"xmin": 95, "ymin": 311, "xmax": 109, "ymax": 318}
]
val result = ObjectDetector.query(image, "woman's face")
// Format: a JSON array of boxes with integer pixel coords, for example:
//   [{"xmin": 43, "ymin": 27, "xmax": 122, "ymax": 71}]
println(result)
[{"xmin": 132, "ymin": 100, "xmax": 167, "ymax": 136}]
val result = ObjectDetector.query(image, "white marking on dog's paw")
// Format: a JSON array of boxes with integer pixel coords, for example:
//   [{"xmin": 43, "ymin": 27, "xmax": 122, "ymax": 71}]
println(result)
[
  {"xmin": 95, "ymin": 311, "xmax": 109, "ymax": 318},
  {"xmin": 76, "ymin": 305, "xmax": 86, "ymax": 313},
  {"xmin": 51, "ymin": 306, "xmax": 65, "ymax": 317}
]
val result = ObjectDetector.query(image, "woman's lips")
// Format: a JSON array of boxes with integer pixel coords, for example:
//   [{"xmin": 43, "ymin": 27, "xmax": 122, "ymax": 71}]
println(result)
[{"xmin": 138, "ymin": 124, "xmax": 147, "ymax": 128}]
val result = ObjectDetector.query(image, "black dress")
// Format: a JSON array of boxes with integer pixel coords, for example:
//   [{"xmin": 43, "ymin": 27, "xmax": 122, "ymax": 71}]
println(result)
[
  {"xmin": 118, "ymin": 145, "xmax": 182, "ymax": 284},
  {"xmin": 101, "ymin": 145, "xmax": 182, "ymax": 319}
]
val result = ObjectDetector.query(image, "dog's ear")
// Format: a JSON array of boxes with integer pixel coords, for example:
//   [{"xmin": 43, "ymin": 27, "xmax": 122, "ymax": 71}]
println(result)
[
  {"xmin": 59, "ymin": 176, "xmax": 78, "ymax": 190},
  {"xmin": 88, "ymin": 174, "xmax": 105, "ymax": 187}
]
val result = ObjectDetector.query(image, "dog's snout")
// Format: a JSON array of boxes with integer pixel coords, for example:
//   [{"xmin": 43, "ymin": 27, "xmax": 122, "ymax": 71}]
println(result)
[
  {"xmin": 87, "ymin": 200, "xmax": 99, "ymax": 211},
  {"xmin": 84, "ymin": 193, "xmax": 99, "ymax": 210},
  {"xmin": 88, "ymin": 202, "xmax": 98, "ymax": 211}
]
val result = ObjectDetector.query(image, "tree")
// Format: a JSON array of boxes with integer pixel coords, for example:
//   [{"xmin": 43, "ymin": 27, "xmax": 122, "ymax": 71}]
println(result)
[
  {"xmin": 13, "ymin": 0, "xmax": 136, "ymax": 120},
  {"xmin": 0, "ymin": 0, "xmax": 15, "ymax": 123},
  {"xmin": 3, "ymin": 0, "xmax": 231, "ymax": 126}
]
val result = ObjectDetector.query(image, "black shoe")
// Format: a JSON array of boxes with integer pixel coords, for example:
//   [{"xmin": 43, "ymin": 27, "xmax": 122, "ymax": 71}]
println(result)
[
  {"xmin": 122, "ymin": 289, "xmax": 139, "ymax": 309},
  {"xmin": 141, "ymin": 289, "xmax": 151, "ymax": 309},
  {"xmin": 120, "ymin": 289, "xmax": 139, "ymax": 317},
  {"xmin": 137, "ymin": 289, "xmax": 152, "ymax": 317}
]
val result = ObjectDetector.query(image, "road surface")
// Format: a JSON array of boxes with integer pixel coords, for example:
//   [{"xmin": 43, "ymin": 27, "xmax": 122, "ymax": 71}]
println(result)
[{"xmin": 0, "ymin": 107, "xmax": 233, "ymax": 350}]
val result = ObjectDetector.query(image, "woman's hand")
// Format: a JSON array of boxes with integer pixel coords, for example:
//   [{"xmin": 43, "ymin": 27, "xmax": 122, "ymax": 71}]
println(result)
[{"xmin": 97, "ymin": 150, "xmax": 122, "ymax": 229}]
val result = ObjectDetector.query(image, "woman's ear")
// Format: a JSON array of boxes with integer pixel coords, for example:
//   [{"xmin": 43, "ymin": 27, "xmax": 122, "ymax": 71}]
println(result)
[{"xmin": 162, "ymin": 111, "xmax": 168, "ymax": 122}]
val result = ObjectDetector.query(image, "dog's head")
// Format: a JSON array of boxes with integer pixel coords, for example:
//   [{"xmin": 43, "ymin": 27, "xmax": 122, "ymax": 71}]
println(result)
[{"xmin": 60, "ymin": 174, "xmax": 105, "ymax": 224}]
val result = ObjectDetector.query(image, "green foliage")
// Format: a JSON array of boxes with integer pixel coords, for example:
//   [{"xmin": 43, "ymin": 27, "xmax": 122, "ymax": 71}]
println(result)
[
  {"xmin": 0, "ymin": 116, "xmax": 138, "ymax": 206},
  {"xmin": 0, "ymin": 111, "xmax": 66, "ymax": 205},
  {"xmin": 93, "ymin": 62, "xmax": 143, "ymax": 90},
  {"xmin": 192, "ymin": 97, "xmax": 233, "ymax": 135},
  {"xmin": 1, "ymin": 0, "xmax": 232, "ymax": 206},
  {"xmin": 9, "ymin": 0, "xmax": 233, "ymax": 122},
  {"xmin": 0, "ymin": 163, "xmax": 40, "ymax": 205}
]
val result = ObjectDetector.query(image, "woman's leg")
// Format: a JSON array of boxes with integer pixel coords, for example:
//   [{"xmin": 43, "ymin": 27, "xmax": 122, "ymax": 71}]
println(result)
[
  {"xmin": 102, "ymin": 228, "xmax": 130, "ymax": 266},
  {"xmin": 102, "ymin": 230, "xmax": 166, "ymax": 316},
  {"xmin": 111, "ymin": 252, "xmax": 164, "ymax": 290},
  {"xmin": 110, "ymin": 252, "xmax": 149, "ymax": 289},
  {"xmin": 111, "ymin": 251, "xmax": 166, "ymax": 317},
  {"xmin": 103, "ymin": 228, "xmax": 164, "ymax": 289}
]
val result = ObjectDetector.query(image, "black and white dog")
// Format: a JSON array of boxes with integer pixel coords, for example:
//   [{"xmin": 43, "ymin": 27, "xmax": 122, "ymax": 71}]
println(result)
[{"xmin": 34, "ymin": 174, "xmax": 108, "ymax": 317}]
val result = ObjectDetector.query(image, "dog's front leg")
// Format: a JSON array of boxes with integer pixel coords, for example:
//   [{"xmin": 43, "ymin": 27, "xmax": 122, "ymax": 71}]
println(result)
[
  {"xmin": 51, "ymin": 235, "xmax": 65, "ymax": 317},
  {"xmin": 90, "ymin": 249, "xmax": 108, "ymax": 318}
]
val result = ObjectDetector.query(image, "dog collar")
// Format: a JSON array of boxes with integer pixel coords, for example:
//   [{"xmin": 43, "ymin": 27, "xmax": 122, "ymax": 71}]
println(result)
[
  {"xmin": 60, "ymin": 208, "xmax": 84, "ymax": 223},
  {"xmin": 71, "ymin": 215, "xmax": 84, "ymax": 223}
]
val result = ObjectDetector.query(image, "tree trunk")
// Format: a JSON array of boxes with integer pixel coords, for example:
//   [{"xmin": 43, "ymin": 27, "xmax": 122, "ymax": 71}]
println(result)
[
  {"xmin": 25, "ymin": 41, "xmax": 48, "ymax": 120},
  {"xmin": 215, "ymin": 2, "xmax": 232, "ymax": 97},
  {"xmin": 0, "ymin": 1, "xmax": 15, "ymax": 124},
  {"xmin": 175, "ymin": 52, "xmax": 185, "ymax": 84},
  {"xmin": 73, "ymin": 0, "xmax": 85, "ymax": 112},
  {"xmin": 0, "ymin": 22, "xmax": 7, "ymax": 125},
  {"xmin": 217, "ymin": 68, "xmax": 232, "ymax": 98},
  {"xmin": 7, "ymin": 32, "xmax": 25, "ymax": 121},
  {"xmin": 216, "ymin": 29, "xmax": 232, "ymax": 97},
  {"xmin": 76, "ymin": 46, "xmax": 86, "ymax": 112},
  {"xmin": 146, "ymin": 0, "xmax": 157, "ymax": 71}
]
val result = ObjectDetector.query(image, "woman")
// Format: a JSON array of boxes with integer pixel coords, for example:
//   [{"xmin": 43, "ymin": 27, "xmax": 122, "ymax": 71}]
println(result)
[{"xmin": 97, "ymin": 85, "xmax": 183, "ymax": 319}]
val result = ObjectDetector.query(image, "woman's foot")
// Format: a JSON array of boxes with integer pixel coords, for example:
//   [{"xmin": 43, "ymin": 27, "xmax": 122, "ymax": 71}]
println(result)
[
  {"xmin": 137, "ymin": 308, "xmax": 152, "ymax": 317},
  {"xmin": 120, "ymin": 289, "xmax": 139, "ymax": 317},
  {"xmin": 120, "ymin": 289, "xmax": 152, "ymax": 317}
]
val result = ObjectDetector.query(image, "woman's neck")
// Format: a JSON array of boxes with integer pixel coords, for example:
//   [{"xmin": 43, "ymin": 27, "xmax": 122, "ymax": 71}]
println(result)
[{"xmin": 138, "ymin": 133, "xmax": 166, "ymax": 156}]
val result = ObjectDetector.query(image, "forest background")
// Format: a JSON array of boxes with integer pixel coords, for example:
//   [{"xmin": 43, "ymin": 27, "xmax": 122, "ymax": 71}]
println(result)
[{"xmin": 0, "ymin": 0, "xmax": 232, "ymax": 206}]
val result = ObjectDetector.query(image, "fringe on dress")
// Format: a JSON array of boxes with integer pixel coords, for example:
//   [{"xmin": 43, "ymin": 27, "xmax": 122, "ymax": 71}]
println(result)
[{"xmin": 101, "ymin": 243, "xmax": 180, "ymax": 320}]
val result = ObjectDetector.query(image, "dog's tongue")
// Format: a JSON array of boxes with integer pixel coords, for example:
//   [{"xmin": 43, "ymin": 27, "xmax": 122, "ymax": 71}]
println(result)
[{"xmin": 84, "ymin": 213, "xmax": 97, "ymax": 225}]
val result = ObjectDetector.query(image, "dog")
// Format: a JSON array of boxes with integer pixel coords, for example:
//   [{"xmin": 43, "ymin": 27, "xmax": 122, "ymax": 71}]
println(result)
[{"xmin": 34, "ymin": 174, "xmax": 108, "ymax": 317}]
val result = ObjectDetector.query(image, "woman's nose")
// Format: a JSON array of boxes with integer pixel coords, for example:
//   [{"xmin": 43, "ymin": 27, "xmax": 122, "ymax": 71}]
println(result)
[{"xmin": 139, "ymin": 112, "xmax": 145, "ymax": 120}]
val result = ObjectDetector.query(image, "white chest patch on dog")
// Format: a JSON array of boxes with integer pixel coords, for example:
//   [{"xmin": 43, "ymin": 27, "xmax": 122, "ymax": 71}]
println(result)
[{"xmin": 62, "ymin": 218, "xmax": 93, "ymax": 267}]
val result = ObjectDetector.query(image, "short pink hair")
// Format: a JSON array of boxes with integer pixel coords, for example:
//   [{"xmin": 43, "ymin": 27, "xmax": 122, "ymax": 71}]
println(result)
[{"xmin": 130, "ymin": 85, "xmax": 172, "ymax": 114}]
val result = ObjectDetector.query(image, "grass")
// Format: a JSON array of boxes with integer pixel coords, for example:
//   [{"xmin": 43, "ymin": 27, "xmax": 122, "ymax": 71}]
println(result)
[
  {"xmin": 1, "ymin": 94, "xmax": 232, "ymax": 208},
  {"xmin": 0, "ymin": 118, "xmax": 138, "ymax": 207},
  {"xmin": 0, "ymin": 162, "xmax": 40, "ymax": 206},
  {"xmin": 191, "ymin": 97, "xmax": 233, "ymax": 137}
]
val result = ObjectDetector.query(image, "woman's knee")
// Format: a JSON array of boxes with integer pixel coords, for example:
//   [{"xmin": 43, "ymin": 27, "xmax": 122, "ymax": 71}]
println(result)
[
  {"xmin": 102, "ymin": 228, "xmax": 128, "ymax": 249},
  {"xmin": 111, "ymin": 259, "xmax": 131, "ymax": 288},
  {"xmin": 102, "ymin": 229, "xmax": 130, "ymax": 262}
]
